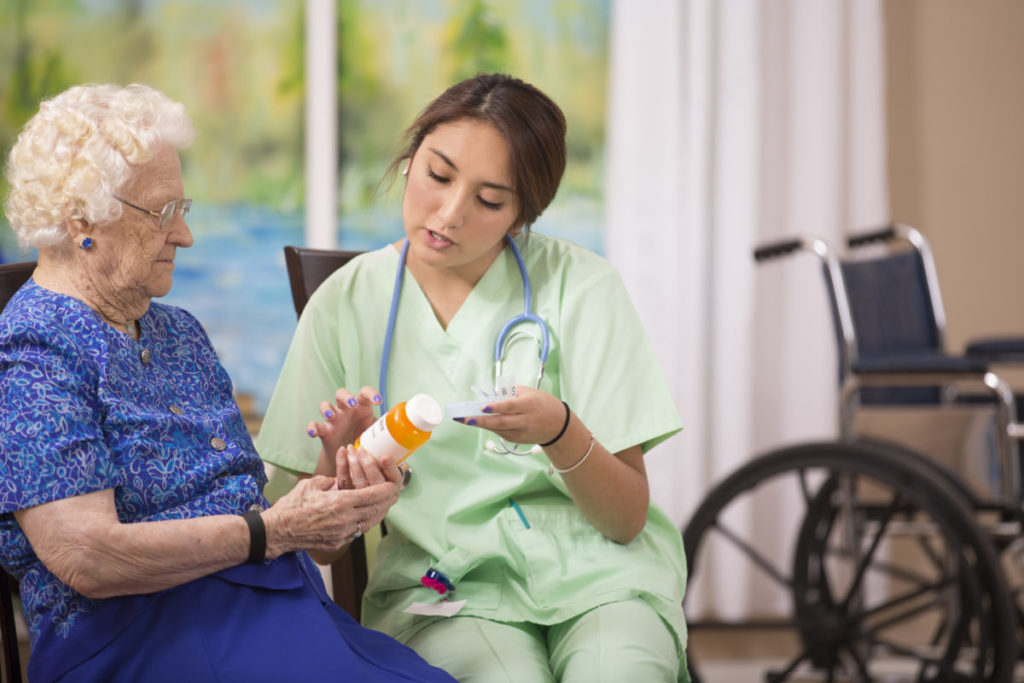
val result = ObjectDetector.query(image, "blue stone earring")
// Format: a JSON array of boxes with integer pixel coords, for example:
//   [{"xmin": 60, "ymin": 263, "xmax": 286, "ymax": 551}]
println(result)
[{"xmin": 80, "ymin": 237, "xmax": 93, "ymax": 250}]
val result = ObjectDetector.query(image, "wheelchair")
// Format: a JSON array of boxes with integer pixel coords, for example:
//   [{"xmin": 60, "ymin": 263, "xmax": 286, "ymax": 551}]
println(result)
[{"xmin": 682, "ymin": 225, "xmax": 1024, "ymax": 682}]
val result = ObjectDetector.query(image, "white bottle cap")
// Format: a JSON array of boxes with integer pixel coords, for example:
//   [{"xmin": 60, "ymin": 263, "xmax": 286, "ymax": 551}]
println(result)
[{"xmin": 406, "ymin": 393, "xmax": 443, "ymax": 431}]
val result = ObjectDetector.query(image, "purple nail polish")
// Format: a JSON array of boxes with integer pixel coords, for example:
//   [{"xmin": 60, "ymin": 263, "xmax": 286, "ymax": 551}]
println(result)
[
  {"xmin": 453, "ymin": 417, "xmax": 465, "ymax": 423},
  {"xmin": 308, "ymin": 429, "xmax": 316, "ymax": 437},
  {"xmin": 347, "ymin": 398, "xmax": 358, "ymax": 407},
  {"xmin": 325, "ymin": 409, "xmax": 334, "ymax": 419},
  {"xmin": 482, "ymin": 406, "xmax": 493, "ymax": 414},
  {"xmin": 468, "ymin": 418, "xmax": 477, "ymax": 426},
  {"xmin": 373, "ymin": 394, "xmax": 382, "ymax": 403}
]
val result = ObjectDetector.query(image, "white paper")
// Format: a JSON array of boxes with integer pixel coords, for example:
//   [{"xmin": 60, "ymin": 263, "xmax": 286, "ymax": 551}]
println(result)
[{"xmin": 402, "ymin": 599, "xmax": 467, "ymax": 617}]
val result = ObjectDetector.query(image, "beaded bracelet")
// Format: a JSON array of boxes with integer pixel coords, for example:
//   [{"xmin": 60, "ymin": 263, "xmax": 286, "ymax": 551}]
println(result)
[{"xmin": 547, "ymin": 433, "xmax": 596, "ymax": 476}]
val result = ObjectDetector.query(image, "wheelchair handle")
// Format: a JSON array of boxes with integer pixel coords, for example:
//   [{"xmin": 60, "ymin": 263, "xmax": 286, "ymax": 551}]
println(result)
[
  {"xmin": 753, "ymin": 238, "xmax": 804, "ymax": 262},
  {"xmin": 847, "ymin": 226, "xmax": 896, "ymax": 248},
  {"xmin": 752, "ymin": 234, "xmax": 858, "ymax": 387}
]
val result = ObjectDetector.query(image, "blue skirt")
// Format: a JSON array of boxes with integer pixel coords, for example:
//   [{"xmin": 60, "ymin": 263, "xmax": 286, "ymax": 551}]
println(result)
[{"xmin": 35, "ymin": 554, "xmax": 454, "ymax": 683}]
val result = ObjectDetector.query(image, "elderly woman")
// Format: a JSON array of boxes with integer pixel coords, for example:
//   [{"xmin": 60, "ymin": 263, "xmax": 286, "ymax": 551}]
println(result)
[{"xmin": 0, "ymin": 84, "xmax": 456, "ymax": 683}]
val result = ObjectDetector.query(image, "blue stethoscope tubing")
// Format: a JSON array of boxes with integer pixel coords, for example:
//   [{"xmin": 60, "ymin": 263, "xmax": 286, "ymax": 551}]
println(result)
[
  {"xmin": 378, "ymin": 239, "xmax": 410, "ymax": 413},
  {"xmin": 378, "ymin": 234, "xmax": 550, "ymax": 415}
]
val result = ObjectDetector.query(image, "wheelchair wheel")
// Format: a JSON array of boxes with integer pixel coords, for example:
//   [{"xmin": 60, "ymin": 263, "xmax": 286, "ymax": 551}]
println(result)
[
  {"xmin": 854, "ymin": 436, "xmax": 1024, "ymax": 660},
  {"xmin": 682, "ymin": 441, "xmax": 1016, "ymax": 682}
]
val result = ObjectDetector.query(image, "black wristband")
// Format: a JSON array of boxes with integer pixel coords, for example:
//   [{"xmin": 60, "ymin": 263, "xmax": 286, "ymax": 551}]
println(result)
[
  {"xmin": 539, "ymin": 401, "xmax": 571, "ymax": 447},
  {"xmin": 242, "ymin": 504, "xmax": 266, "ymax": 564}
]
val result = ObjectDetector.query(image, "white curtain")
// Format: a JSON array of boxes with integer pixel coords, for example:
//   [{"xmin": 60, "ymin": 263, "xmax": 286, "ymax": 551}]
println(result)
[{"xmin": 605, "ymin": 0, "xmax": 888, "ymax": 617}]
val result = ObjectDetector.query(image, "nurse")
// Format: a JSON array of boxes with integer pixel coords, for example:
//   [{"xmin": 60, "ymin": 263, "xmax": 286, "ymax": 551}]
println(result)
[{"xmin": 258, "ymin": 73, "xmax": 689, "ymax": 682}]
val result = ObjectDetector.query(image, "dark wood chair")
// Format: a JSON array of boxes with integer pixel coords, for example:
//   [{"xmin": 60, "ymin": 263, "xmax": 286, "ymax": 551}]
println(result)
[
  {"xmin": 0, "ymin": 260, "xmax": 33, "ymax": 683},
  {"xmin": 0, "ymin": 573, "xmax": 21, "ymax": 683},
  {"xmin": 283, "ymin": 246, "xmax": 363, "ymax": 317},
  {"xmin": 281, "ymin": 245, "xmax": 369, "ymax": 622},
  {"xmin": 0, "ymin": 261, "xmax": 35, "ymax": 313}
]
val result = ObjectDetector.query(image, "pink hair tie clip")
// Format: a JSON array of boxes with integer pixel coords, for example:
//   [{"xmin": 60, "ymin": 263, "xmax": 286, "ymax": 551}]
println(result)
[{"xmin": 421, "ymin": 568, "xmax": 456, "ymax": 597}]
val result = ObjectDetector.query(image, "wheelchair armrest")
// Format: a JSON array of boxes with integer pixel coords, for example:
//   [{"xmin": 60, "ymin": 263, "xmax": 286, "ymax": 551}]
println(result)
[
  {"xmin": 845, "ymin": 354, "xmax": 1022, "ymax": 503},
  {"xmin": 964, "ymin": 337, "xmax": 1024, "ymax": 363},
  {"xmin": 851, "ymin": 353, "xmax": 989, "ymax": 376}
]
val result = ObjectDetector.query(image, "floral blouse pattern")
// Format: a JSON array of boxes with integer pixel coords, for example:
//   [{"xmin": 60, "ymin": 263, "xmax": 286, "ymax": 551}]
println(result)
[{"xmin": 0, "ymin": 280, "xmax": 267, "ymax": 644}]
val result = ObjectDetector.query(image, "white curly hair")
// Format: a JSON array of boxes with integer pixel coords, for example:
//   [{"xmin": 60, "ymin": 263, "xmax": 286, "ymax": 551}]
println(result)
[{"xmin": 3, "ymin": 83, "xmax": 195, "ymax": 249}]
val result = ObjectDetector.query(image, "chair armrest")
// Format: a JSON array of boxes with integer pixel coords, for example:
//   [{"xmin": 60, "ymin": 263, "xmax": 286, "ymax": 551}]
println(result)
[
  {"xmin": 330, "ymin": 535, "xmax": 368, "ymax": 622},
  {"xmin": 964, "ymin": 337, "xmax": 1024, "ymax": 363}
]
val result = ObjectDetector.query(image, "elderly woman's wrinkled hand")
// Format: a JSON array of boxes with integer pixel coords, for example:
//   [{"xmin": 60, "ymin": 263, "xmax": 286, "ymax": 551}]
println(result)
[{"xmin": 262, "ymin": 473, "xmax": 399, "ymax": 556}]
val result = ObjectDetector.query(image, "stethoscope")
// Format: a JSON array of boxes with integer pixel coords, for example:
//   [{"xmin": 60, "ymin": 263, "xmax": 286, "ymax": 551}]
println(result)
[{"xmin": 379, "ymin": 234, "xmax": 550, "ymax": 455}]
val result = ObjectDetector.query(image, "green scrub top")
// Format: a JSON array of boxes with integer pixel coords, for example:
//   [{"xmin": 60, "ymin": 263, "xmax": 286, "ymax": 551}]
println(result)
[{"xmin": 257, "ymin": 234, "xmax": 687, "ymax": 656}]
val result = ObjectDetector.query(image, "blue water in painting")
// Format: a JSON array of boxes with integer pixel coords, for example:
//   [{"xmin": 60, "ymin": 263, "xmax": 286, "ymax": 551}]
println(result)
[
  {"xmin": 159, "ymin": 203, "xmax": 309, "ymax": 415},
  {"xmin": 152, "ymin": 200, "xmax": 601, "ymax": 414}
]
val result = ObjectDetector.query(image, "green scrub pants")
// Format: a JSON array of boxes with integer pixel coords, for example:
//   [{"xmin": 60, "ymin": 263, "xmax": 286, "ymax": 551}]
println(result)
[{"xmin": 404, "ymin": 598, "xmax": 687, "ymax": 683}]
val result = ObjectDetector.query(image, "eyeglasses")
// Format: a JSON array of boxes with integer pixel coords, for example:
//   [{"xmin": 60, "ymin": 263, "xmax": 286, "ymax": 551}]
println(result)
[{"xmin": 115, "ymin": 196, "xmax": 192, "ymax": 232}]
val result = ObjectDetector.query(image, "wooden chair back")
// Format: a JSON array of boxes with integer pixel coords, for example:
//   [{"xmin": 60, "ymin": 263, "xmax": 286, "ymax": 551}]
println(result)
[
  {"xmin": 0, "ymin": 261, "xmax": 32, "ymax": 683},
  {"xmin": 282, "ymin": 246, "xmax": 368, "ymax": 621}
]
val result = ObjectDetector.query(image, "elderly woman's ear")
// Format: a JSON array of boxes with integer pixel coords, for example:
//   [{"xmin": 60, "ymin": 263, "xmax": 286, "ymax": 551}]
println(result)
[
  {"xmin": 64, "ymin": 215, "xmax": 92, "ymax": 250},
  {"xmin": 64, "ymin": 215, "xmax": 87, "ymax": 236}
]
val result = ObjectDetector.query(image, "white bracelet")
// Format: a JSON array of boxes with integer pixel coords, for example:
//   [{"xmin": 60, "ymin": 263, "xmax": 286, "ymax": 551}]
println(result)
[{"xmin": 547, "ymin": 434, "xmax": 596, "ymax": 476}]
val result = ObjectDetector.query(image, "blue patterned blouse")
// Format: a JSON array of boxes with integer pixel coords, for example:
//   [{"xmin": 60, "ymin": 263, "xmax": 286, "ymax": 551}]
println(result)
[{"xmin": 0, "ymin": 280, "xmax": 268, "ymax": 647}]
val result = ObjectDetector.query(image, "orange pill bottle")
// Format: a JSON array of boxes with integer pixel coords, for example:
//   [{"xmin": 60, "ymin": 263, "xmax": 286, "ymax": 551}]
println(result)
[{"xmin": 354, "ymin": 393, "xmax": 443, "ymax": 465}]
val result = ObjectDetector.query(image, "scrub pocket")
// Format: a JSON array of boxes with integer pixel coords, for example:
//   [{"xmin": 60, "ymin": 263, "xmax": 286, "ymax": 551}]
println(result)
[
  {"xmin": 367, "ymin": 537, "xmax": 502, "ymax": 612},
  {"xmin": 497, "ymin": 503, "xmax": 680, "ymax": 611}
]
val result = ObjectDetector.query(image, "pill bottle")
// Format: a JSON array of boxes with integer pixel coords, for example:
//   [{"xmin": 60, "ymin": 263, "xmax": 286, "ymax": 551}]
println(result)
[{"xmin": 354, "ymin": 393, "xmax": 443, "ymax": 465}]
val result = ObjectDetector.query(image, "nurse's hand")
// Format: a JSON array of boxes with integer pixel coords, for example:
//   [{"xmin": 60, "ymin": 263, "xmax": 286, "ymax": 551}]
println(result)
[
  {"xmin": 455, "ymin": 385, "xmax": 567, "ymax": 446},
  {"xmin": 455, "ymin": 386, "xmax": 650, "ymax": 544},
  {"xmin": 307, "ymin": 386, "xmax": 382, "ymax": 473}
]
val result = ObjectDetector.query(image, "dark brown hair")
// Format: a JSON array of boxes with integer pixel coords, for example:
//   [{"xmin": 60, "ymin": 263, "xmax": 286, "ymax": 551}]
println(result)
[{"xmin": 388, "ymin": 73, "xmax": 567, "ymax": 231}]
